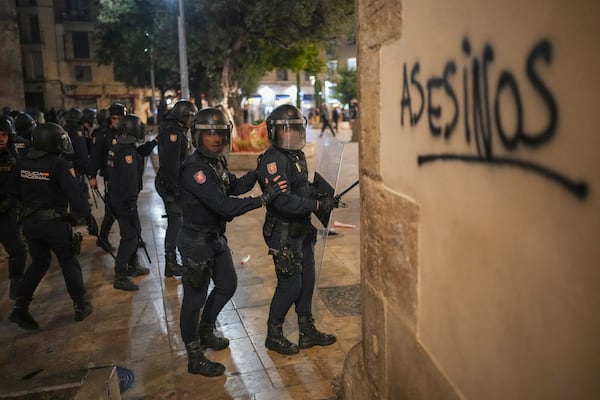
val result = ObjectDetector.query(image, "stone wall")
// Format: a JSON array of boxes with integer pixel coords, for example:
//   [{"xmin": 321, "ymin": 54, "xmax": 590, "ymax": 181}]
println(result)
[
  {"xmin": 343, "ymin": 0, "xmax": 600, "ymax": 399},
  {"xmin": 0, "ymin": 0, "xmax": 25, "ymax": 110}
]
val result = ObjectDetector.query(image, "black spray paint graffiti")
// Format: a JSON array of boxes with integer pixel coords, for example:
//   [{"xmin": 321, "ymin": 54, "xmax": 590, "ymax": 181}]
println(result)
[{"xmin": 400, "ymin": 37, "xmax": 588, "ymax": 199}]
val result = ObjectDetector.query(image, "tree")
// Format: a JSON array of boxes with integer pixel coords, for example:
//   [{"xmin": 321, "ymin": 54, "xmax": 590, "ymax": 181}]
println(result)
[
  {"xmin": 269, "ymin": 43, "xmax": 326, "ymax": 109},
  {"xmin": 333, "ymin": 66, "xmax": 357, "ymax": 107},
  {"xmin": 95, "ymin": 0, "xmax": 181, "ymax": 96},
  {"xmin": 95, "ymin": 0, "xmax": 355, "ymax": 125}
]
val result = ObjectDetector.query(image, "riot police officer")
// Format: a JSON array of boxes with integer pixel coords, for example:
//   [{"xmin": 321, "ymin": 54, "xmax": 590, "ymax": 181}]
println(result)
[
  {"xmin": 178, "ymin": 107, "xmax": 287, "ymax": 376},
  {"xmin": 8, "ymin": 123, "xmax": 98, "ymax": 330},
  {"xmin": 14, "ymin": 112, "xmax": 36, "ymax": 157},
  {"xmin": 155, "ymin": 100, "xmax": 197, "ymax": 277},
  {"xmin": 257, "ymin": 104, "xmax": 338, "ymax": 355},
  {"xmin": 81, "ymin": 108, "xmax": 97, "ymax": 153},
  {"xmin": 106, "ymin": 114, "xmax": 150, "ymax": 291},
  {"xmin": 63, "ymin": 108, "xmax": 89, "ymax": 198},
  {"xmin": 87, "ymin": 103, "xmax": 126, "ymax": 252},
  {"xmin": 0, "ymin": 115, "xmax": 26, "ymax": 299}
]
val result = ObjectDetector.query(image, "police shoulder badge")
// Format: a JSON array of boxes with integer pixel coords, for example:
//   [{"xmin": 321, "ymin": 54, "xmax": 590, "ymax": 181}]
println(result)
[
  {"xmin": 194, "ymin": 170, "xmax": 206, "ymax": 184},
  {"xmin": 170, "ymin": 134, "xmax": 177, "ymax": 142},
  {"xmin": 125, "ymin": 155, "xmax": 133, "ymax": 164},
  {"xmin": 267, "ymin": 162, "xmax": 277, "ymax": 175}
]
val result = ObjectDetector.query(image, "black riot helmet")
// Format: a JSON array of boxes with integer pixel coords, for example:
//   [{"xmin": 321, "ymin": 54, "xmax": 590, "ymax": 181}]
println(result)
[
  {"xmin": 108, "ymin": 102, "xmax": 127, "ymax": 117},
  {"xmin": 15, "ymin": 113, "xmax": 37, "ymax": 140},
  {"xmin": 82, "ymin": 108, "xmax": 97, "ymax": 126},
  {"xmin": 266, "ymin": 104, "xmax": 307, "ymax": 151},
  {"xmin": 116, "ymin": 114, "xmax": 145, "ymax": 144},
  {"xmin": 191, "ymin": 108, "xmax": 231, "ymax": 158},
  {"xmin": 97, "ymin": 108, "xmax": 108, "ymax": 125},
  {"xmin": 31, "ymin": 123, "xmax": 74, "ymax": 155},
  {"xmin": 65, "ymin": 107, "xmax": 83, "ymax": 123},
  {"xmin": 0, "ymin": 115, "xmax": 16, "ymax": 138},
  {"xmin": 167, "ymin": 100, "xmax": 198, "ymax": 127}
]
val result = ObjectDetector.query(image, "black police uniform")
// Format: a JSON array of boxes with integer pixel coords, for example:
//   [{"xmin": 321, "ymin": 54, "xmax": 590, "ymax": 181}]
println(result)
[
  {"xmin": 257, "ymin": 138, "xmax": 336, "ymax": 355},
  {"xmin": 178, "ymin": 151, "xmax": 262, "ymax": 345},
  {"xmin": 0, "ymin": 142, "xmax": 26, "ymax": 298},
  {"xmin": 87, "ymin": 122, "xmax": 118, "ymax": 241},
  {"xmin": 63, "ymin": 121, "xmax": 89, "ymax": 197},
  {"xmin": 106, "ymin": 141, "xmax": 144, "ymax": 284},
  {"xmin": 14, "ymin": 152, "xmax": 91, "ymax": 316},
  {"xmin": 155, "ymin": 118, "xmax": 189, "ymax": 264},
  {"xmin": 257, "ymin": 146, "xmax": 319, "ymax": 324},
  {"xmin": 13, "ymin": 135, "xmax": 30, "ymax": 158}
]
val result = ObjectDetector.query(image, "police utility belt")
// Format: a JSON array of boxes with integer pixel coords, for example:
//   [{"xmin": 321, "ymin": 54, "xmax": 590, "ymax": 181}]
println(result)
[
  {"xmin": 180, "ymin": 227, "xmax": 221, "ymax": 242},
  {"xmin": 22, "ymin": 208, "xmax": 67, "ymax": 221}
]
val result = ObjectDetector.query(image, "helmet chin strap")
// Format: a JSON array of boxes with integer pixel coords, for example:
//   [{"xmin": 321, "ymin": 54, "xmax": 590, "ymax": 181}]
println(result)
[{"xmin": 198, "ymin": 146, "xmax": 223, "ymax": 159}]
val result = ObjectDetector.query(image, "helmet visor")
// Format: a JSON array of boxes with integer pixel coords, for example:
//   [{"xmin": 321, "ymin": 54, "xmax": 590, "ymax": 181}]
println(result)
[
  {"xmin": 275, "ymin": 124, "xmax": 306, "ymax": 150},
  {"xmin": 60, "ymin": 131, "xmax": 75, "ymax": 155}
]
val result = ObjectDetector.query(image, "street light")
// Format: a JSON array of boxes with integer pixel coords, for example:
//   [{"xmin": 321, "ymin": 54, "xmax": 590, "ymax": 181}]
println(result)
[{"xmin": 177, "ymin": 0, "xmax": 190, "ymax": 100}]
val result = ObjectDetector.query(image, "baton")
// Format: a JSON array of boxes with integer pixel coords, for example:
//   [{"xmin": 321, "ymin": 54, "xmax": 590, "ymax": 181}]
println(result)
[
  {"xmin": 335, "ymin": 180, "xmax": 359, "ymax": 200},
  {"xmin": 93, "ymin": 188, "xmax": 152, "ymax": 264},
  {"xmin": 334, "ymin": 180, "xmax": 359, "ymax": 207}
]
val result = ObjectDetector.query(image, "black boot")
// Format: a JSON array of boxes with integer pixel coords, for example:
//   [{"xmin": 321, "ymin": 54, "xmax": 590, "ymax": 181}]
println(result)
[
  {"xmin": 9, "ymin": 278, "xmax": 21, "ymax": 300},
  {"xmin": 185, "ymin": 340, "xmax": 225, "ymax": 376},
  {"xmin": 74, "ymin": 299, "xmax": 92, "ymax": 321},
  {"xmin": 114, "ymin": 272, "xmax": 139, "ymax": 291},
  {"xmin": 298, "ymin": 315, "xmax": 336, "ymax": 349},
  {"xmin": 164, "ymin": 252, "xmax": 184, "ymax": 277},
  {"xmin": 96, "ymin": 234, "xmax": 115, "ymax": 253},
  {"xmin": 127, "ymin": 254, "xmax": 150, "ymax": 277},
  {"xmin": 9, "ymin": 298, "xmax": 39, "ymax": 330},
  {"xmin": 198, "ymin": 321, "xmax": 229, "ymax": 350},
  {"xmin": 265, "ymin": 322, "xmax": 299, "ymax": 355}
]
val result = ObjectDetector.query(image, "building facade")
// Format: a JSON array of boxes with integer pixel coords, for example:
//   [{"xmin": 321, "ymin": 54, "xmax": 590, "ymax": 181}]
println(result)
[{"xmin": 5, "ymin": 0, "xmax": 150, "ymax": 118}]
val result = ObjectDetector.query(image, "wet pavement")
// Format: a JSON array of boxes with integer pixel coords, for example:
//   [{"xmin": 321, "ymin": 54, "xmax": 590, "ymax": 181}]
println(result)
[{"xmin": 0, "ymin": 125, "xmax": 361, "ymax": 399}]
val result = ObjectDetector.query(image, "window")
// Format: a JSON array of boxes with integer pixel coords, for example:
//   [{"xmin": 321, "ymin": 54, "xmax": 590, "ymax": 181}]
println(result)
[
  {"xmin": 29, "ymin": 16, "xmax": 41, "ymax": 43},
  {"xmin": 304, "ymin": 71, "xmax": 311, "ymax": 81},
  {"xmin": 75, "ymin": 66, "xmax": 92, "ymax": 81},
  {"xmin": 276, "ymin": 69, "xmax": 288, "ymax": 81},
  {"xmin": 66, "ymin": 0, "xmax": 91, "ymax": 19},
  {"xmin": 72, "ymin": 31, "xmax": 90, "ymax": 59}
]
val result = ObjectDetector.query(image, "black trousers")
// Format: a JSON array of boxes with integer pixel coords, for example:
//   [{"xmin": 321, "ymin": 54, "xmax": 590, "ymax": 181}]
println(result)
[
  {"xmin": 113, "ymin": 207, "xmax": 140, "ymax": 275},
  {"xmin": 19, "ymin": 219, "xmax": 85, "ymax": 302},
  {"xmin": 0, "ymin": 209, "xmax": 26, "ymax": 280},
  {"xmin": 159, "ymin": 192, "xmax": 182, "ymax": 256},
  {"xmin": 178, "ymin": 231, "xmax": 237, "ymax": 343},
  {"xmin": 267, "ymin": 231, "xmax": 317, "ymax": 325}
]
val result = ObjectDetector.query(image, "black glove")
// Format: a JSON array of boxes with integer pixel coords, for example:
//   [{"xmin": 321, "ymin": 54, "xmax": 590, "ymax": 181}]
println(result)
[
  {"xmin": 86, "ymin": 215, "xmax": 99, "ymax": 236},
  {"xmin": 137, "ymin": 139, "xmax": 158, "ymax": 157},
  {"xmin": 317, "ymin": 196, "xmax": 339, "ymax": 215},
  {"xmin": 260, "ymin": 179, "xmax": 286, "ymax": 205}
]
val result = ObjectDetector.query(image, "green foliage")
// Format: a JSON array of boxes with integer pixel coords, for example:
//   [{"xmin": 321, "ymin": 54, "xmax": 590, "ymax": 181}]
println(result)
[
  {"xmin": 94, "ymin": 0, "xmax": 355, "ymax": 117},
  {"xmin": 333, "ymin": 66, "xmax": 357, "ymax": 106}
]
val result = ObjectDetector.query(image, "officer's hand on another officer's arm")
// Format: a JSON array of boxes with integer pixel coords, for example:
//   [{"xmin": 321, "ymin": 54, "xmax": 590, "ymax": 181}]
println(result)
[
  {"xmin": 86, "ymin": 215, "xmax": 99, "ymax": 236},
  {"xmin": 259, "ymin": 175, "xmax": 288, "ymax": 205}
]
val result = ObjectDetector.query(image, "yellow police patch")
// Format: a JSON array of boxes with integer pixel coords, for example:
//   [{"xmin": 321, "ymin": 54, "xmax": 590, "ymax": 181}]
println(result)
[
  {"xmin": 267, "ymin": 162, "xmax": 277, "ymax": 175},
  {"xmin": 194, "ymin": 170, "xmax": 206, "ymax": 184},
  {"xmin": 125, "ymin": 155, "xmax": 133, "ymax": 164},
  {"xmin": 170, "ymin": 134, "xmax": 177, "ymax": 142}
]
